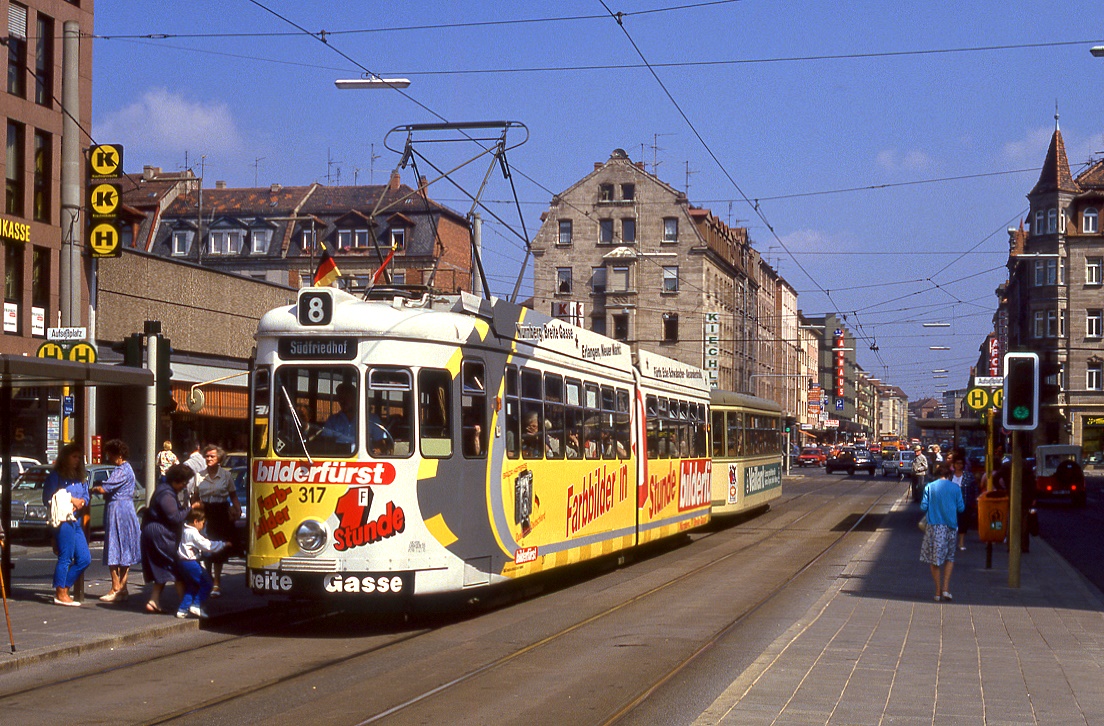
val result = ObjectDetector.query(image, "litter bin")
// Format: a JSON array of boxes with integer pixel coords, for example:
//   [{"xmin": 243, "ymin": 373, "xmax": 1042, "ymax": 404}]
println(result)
[{"xmin": 977, "ymin": 490, "xmax": 1009, "ymax": 543}]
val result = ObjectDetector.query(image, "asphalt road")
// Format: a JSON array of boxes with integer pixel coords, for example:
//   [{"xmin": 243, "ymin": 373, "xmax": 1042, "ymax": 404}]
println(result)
[{"xmin": 1037, "ymin": 472, "xmax": 1104, "ymax": 594}]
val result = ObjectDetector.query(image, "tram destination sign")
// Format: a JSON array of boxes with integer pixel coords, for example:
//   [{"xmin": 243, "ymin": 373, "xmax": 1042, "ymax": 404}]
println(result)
[{"xmin": 278, "ymin": 337, "xmax": 358, "ymax": 360}]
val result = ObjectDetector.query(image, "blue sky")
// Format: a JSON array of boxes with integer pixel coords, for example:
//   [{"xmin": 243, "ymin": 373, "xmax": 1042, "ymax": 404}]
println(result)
[{"xmin": 90, "ymin": 1, "xmax": 1104, "ymax": 400}]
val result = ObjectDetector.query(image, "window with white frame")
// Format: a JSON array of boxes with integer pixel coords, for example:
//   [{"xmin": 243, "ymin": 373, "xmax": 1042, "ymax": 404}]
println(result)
[
  {"xmin": 663, "ymin": 217, "xmax": 678, "ymax": 243},
  {"xmin": 1060, "ymin": 257, "xmax": 1066, "ymax": 285},
  {"xmin": 1034, "ymin": 210, "xmax": 1044, "ymax": 234},
  {"xmin": 172, "ymin": 230, "xmax": 190, "ymax": 256},
  {"xmin": 354, "ymin": 229, "xmax": 370, "ymax": 248},
  {"xmin": 662, "ymin": 266, "xmax": 679, "ymax": 293},
  {"xmin": 251, "ymin": 229, "xmax": 270, "ymax": 254},
  {"xmin": 337, "ymin": 230, "xmax": 352, "ymax": 250},
  {"xmin": 1088, "ymin": 309, "xmax": 1103, "ymax": 338},
  {"xmin": 610, "ymin": 266, "xmax": 629, "ymax": 292},
  {"xmin": 1033, "ymin": 310, "xmax": 1045, "ymax": 339},
  {"xmin": 1047, "ymin": 310, "xmax": 1057, "ymax": 338},
  {"xmin": 558, "ymin": 219, "xmax": 572, "ymax": 246},
  {"xmin": 1088, "ymin": 257, "xmax": 1102, "ymax": 285},
  {"xmin": 1060, "ymin": 208, "xmax": 1067, "ymax": 233},
  {"xmin": 1088, "ymin": 365, "xmax": 1102, "ymax": 391},
  {"xmin": 389, "ymin": 228, "xmax": 405, "ymax": 251},
  {"xmin": 556, "ymin": 267, "xmax": 572, "ymax": 294},
  {"xmin": 1034, "ymin": 260, "xmax": 1046, "ymax": 286},
  {"xmin": 1047, "ymin": 258, "xmax": 1057, "ymax": 285},
  {"xmin": 301, "ymin": 229, "xmax": 316, "ymax": 251},
  {"xmin": 208, "ymin": 230, "xmax": 243, "ymax": 255},
  {"xmin": 1048, "ymin": 208, "xmax": 1057, "ymax": 233},
  {"xmin": 1085, "ymin": 208, "xmax": 1099, "ymax": 234}
]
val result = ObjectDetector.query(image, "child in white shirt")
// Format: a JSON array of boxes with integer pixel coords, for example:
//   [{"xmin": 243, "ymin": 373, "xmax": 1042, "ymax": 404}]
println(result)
[{"xmin": 176, "ymin": 507, "xmax": 229, "ymax": 619}]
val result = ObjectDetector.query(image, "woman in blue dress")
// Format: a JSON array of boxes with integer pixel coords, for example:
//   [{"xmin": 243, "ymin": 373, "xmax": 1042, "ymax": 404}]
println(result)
[
  {"xmin": 92, "ymin": 439, "xmax": 142, "ymax": 602},
  {"xmin": 43, "ymin": 442, "xmax": 91, "ymax": 606}
]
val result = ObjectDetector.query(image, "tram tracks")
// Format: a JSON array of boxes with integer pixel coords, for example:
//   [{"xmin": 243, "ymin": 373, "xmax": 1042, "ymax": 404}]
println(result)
[{"xmin": 1, "ymin": 476, "xmax": 902, "ymax": 725}]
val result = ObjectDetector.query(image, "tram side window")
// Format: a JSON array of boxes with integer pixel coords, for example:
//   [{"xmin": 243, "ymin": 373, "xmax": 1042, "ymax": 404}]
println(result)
[
  {"xmin": 461, "ymin": 361, "xmax": 487, "ymax": 458},
  {"xmin": 615, "ymin": 389, "xmax": 631, "ymax": 457},
  {"xmin": 419, "ymin": 369, "xmax": 452, "ymax": 458},
  {"xmin": 711, "ymin": 410, "xmax": 725, "ymax": 458},
  {"xmin": 520, "ymin": 369, "xmax": 545, "ymax": 459},
  {"xmin": 695, "ymin": 404, "xmax": 708, "ymax": 457},
  {"xmin": 273, "ymin": 366, "xmax": 358, "ymax": 458},
  {"xmin": 505, "ymin": 367, "xmax": 520, "ymax": 459},
  {"xmin": 646, "ymin": 395, "xmax": 660, "ymax": 460},
  {"xmin": 367, "ymin": 368, "xmax": 413, "ymax": 457},
  {"xmin": 677, "ymin": 401, "xmax": 690, "ymax": 457},
  {"xmin": 655, "ymin": 397, "xmax": 669, "ymax": 459},
  {"xmin": 564, "ymin": 379, "xmax": 584, "ymax": 459},
  {"xmin": 601, "ymin": 386, "xmax": 627, "ymax": 459},
  {"xmin": 583, "ymin": 383, "xmax": 601, "ymax": 459},
  {"xmin": 728, "ymin": 413, "xmax": 743, "ymax": 458},
  {"xmin": 544, "ymin": 373, "xmax": 565, "ymax": 460},
  {"xmin": 252, "ymin": 367, "xmax": 270, "ymax": 458}
]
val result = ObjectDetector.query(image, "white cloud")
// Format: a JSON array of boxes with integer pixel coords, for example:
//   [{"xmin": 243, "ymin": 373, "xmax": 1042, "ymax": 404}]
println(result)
[
  {"xmin": 876, "ymin": 148, "xmax": 932, "ymax": 172},
  {"xmin": 95, "ymin": 88, "xmax": 242, "ymax": 155},
  {"xmin": 1001, "ymin": 126, "xmax": 1052, "ymax": 164},
  {"xmin": 780, "ymin": 228, "xmax": 836, "ymax": 252}
]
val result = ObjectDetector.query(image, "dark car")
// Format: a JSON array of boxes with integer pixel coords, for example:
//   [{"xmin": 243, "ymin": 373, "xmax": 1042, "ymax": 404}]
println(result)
[{"xmin": 826, "ymin": 447, "xmax": 877, "ymax": 476}]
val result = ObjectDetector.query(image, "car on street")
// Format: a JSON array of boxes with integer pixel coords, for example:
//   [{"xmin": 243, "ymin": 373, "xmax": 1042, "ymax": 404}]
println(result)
[
  {"xmin": 8, "ymin": 464, "xmax": 147, "ymax": 539},
  {"xmin": 5, "ymin": 455, "xmax": 41, "ymax": 482},
  {"xmin": 880, "ymin": 450, "xmax": 916, "ymax": 478},
  {"xmin": 826, "ymin": 447, "xmax": 877, "ymax": 476},
  {"xmin": 797, "ymin": 447, "xmax": 826, "ymax": 467}
]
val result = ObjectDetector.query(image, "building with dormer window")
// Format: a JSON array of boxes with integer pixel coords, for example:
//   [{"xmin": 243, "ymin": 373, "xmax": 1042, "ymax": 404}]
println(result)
[{"xmin": 999, "ymin": 117, "xmax": 1104, "ymax": 454}]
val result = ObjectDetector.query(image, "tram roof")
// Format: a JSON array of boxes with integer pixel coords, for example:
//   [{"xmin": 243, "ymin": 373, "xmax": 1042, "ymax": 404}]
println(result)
[{"xmin": 709, "ymin": 389, "xmax": 784, "ymax": 413}]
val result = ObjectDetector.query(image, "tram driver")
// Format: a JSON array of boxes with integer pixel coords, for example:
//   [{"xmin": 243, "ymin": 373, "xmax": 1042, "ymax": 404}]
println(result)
[{"xmin": 320, "ymin": 382, "xmax": 393, "ymax": 456}]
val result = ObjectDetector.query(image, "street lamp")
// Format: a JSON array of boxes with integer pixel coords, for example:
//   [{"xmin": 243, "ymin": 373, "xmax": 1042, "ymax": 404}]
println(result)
[
  {"xmin": 1091, "ymin": 45, "xmax": 1104, "ymax": 58},
  {"xmin": 932, "ymin": 369, "xmax": 948, "ymax": 373},
  {"xmin": 922, "ymin": 322, "xmax": 950, "ymax": 328},
  {"xmin": 335, "ymin": 76, "xmax": 411, "ymax": 90},
  {"xmin": 929, "ymin": 346, "xmax": 951, "ymax": 351}
]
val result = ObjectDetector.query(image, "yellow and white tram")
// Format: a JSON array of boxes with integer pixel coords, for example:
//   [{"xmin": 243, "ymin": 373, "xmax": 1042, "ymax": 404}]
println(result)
[
  {"xmin": 708, "ymin": 390, "xmax": 784, "ymax": 516},
  {"xmin": 246, "ymin": 286, "xmax": 776, "ymax": 601}
]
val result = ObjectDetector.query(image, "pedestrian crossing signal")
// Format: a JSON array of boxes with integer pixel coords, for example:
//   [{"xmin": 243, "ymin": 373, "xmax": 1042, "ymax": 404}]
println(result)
[{"xmin": 1002, "ymin": 352, "xmax": 1039, "ymax": 431}]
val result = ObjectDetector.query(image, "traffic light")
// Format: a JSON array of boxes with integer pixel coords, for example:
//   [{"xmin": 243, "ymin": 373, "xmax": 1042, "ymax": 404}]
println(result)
[
  {"xmin": 1003, "ymin": 352, "xmax": 1039, "ymax": 430},
  {"xmin": 156, "ymin": 336, "xmax": 176, "ymax": 414},
  {"xmin": 111, "ymin": 333, "xmax": 143, "ymax": 367}
]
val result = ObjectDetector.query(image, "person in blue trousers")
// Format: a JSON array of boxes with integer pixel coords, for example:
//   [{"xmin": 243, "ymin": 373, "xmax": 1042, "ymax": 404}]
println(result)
[
  {"xmin": 44, "ymin": 443, "xmax": 91, "ymax": 606},
  {"xmin": 176, "ymin": 506, "xmax": 229, "ymax": 619}
]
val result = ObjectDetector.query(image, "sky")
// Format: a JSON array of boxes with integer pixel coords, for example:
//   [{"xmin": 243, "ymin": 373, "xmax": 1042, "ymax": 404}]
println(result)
[{"xmin": 89, "ymin": 1, "xmax": 1104, "ymax": 401}]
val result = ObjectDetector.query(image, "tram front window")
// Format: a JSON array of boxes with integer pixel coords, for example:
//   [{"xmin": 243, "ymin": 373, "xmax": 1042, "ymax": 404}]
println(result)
[{"xmin": 273, "ymin": 366, "xmax": 358, "ymax": 458}]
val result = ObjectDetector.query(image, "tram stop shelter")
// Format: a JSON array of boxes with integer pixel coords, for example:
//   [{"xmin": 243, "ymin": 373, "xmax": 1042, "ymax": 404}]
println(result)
[{"xmin": 0, "ymin": 354, "xmax": 153, "ymax": 583}]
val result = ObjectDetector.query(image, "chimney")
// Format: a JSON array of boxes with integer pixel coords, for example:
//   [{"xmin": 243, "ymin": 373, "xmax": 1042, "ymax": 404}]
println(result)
[
  {"xmin": 143, "ymin": 165, "xmax": 161, "ymax": 180},
  {"xmin": 635, "ymin": 162, "xmax": 645, "ymax": 170},
  {"xmin": 270, "ymin": 183, "xmax": 282, "ymax": 194},
  {"xmin": 594, "ymin": 162, "xmax": 603, "ymax": 170},
  {"xmin": 418, "ymin": 176, "xmax": 428, "ymax": 198},
  {"xmin": 215, "ymin": 180, "xmax": 226, "ymax": 189},
  {"xmin": 389, "ymin": 171, "xmax": 401, "ymax": 191}
]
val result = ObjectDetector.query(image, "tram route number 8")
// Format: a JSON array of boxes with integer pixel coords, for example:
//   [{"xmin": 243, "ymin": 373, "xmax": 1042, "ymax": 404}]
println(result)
[{"xmin": 298, "ymin": 290, "xmax": 333, "ymax": 326}]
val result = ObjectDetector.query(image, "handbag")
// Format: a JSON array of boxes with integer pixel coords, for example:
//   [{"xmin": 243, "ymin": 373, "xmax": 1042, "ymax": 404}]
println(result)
[{"xmin": 918, "ymin": 514, "xmax": 928, "ymax": 532}]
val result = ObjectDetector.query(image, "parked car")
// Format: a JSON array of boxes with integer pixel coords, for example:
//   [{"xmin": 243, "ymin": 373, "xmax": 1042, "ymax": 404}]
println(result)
[
  {"xmin": 8, "ymin": 464, "xmax": 147, "ymax": 539},
  {"xmin": 5, "ymin": 455, "xmax": 41, "ymax": 483},
  {"xmin": 826, "ymin": 447, "xmax": 877, "ymax": 476},
  {"xmin": 880, "ymin": 450, "xmax": 916, "ymax": 478},
  {"xmin": 797, "ymin": 447, "xmax": 826, "ymax": 467}
]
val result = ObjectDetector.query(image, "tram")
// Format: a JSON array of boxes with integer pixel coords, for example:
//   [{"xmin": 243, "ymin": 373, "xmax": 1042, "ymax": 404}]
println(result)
[
  {"xmin": 246, "ymin": 286, "xmax": 778, "ymax": 600},
  {"xmin": 709, "ymin": 390, "xmax": 784, "ymax": 516}
]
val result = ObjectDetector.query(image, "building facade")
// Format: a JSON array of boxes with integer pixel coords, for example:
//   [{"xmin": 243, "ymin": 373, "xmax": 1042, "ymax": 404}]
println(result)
[
  {"xmin": 999, "ymin": 121, "xmax": 1104, "ymax": 455},
  {"xmin": 530, "ymin": 148, "xmax": 800, "ymax": 401}
]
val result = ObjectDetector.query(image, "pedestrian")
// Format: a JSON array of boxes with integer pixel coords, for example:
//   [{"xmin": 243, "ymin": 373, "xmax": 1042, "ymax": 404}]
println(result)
[
  {"xmin": 195, "ymin": 444, "xmax": 242, "ymax": 595},
  {"xmin": 176, "ymin": 505, "xmax": 229, "ymax": 619},
  {"xmin": 183, "ymin": 439, "xmax": 206, "ymax": 504},
  {"xmin": 910, "ymin": 444, "xmax": 929, "ymax": 503},
  {"xmin": 142, "ymin": 464, "xmax": 199, "ymax": 613},
  {"xmin": 156, "ymin": 440, "xmax": 178, "ymax": 482},
  {"xmin": 91, "ymin": 439, "xmax": 142, "ymax": 602},
  {"xmin": 920, "ymin": 462, "xmax": 965, "ymax": 602},
  {"xmin": 43, "ymin": 443, "xmax": 91, "ymax": 606},
  {"xmin": 950, "ymin": 450, "xmax": 978, "ymax": 551}
]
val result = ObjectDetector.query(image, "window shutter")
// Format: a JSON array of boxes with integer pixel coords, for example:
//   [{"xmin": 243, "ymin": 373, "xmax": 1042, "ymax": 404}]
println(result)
[{"xmin": 8, "ymin": 4, "xmax": 28, "ymax": 39}]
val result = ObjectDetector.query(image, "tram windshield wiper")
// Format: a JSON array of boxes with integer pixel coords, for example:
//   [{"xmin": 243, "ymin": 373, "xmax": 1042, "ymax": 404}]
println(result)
[{"xmin": 280, "ymin": 385, "xmax": 313, "ymax": 466}]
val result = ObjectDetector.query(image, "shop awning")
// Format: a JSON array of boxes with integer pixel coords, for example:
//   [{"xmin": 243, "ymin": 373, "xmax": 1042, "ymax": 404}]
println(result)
[{"xmin": 0, "ymin": 355, "xmax": 152, "ymax": 388}]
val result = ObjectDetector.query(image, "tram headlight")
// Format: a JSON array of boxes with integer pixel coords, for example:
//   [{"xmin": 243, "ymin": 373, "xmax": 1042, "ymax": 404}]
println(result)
[{"xmin": 295, "ymin": 520, "xmax": 328, "ymax": 555}]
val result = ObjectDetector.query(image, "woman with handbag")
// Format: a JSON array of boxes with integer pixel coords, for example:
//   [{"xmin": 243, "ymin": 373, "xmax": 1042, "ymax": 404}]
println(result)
[{"xmin": 920, "ymin": 462, "xmax": 965, "ymax": 602}]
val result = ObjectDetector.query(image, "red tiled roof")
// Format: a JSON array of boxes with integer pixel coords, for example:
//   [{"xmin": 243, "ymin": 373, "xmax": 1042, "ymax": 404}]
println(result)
[
  {"xmin": 1075, "ymin": 158, "xmax": 1104, "ymax": 190},
  {"xmin": 1029, "ymin": 127, "xmax": 1079, "ymax": 196}
]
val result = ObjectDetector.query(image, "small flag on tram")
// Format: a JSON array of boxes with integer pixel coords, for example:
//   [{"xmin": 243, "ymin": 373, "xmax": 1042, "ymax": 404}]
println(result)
[
  {"xmin": 313, "ymin": 245, "xmax": 341, "ymax": 287},
  {"xmin": 371, "ymin": 242, "xmax": 399, "ymax": 285}
]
